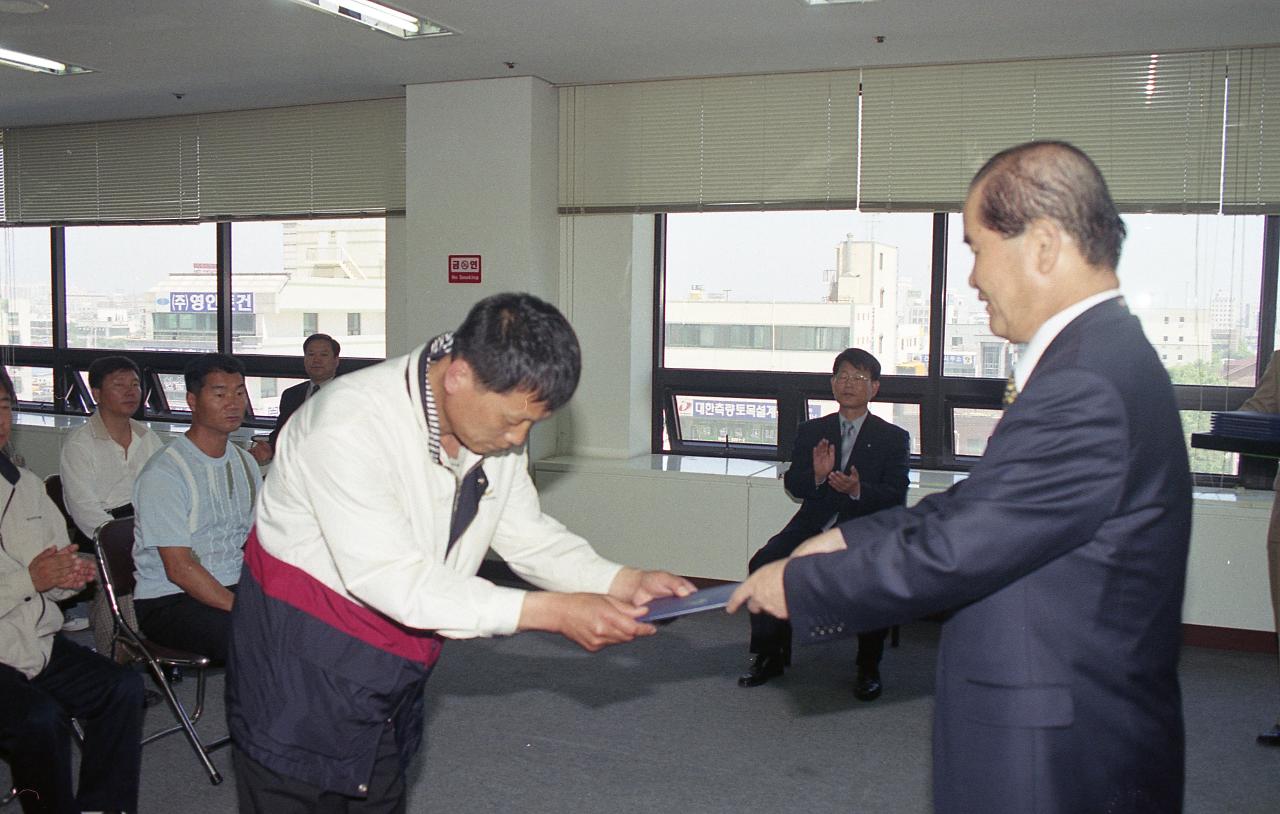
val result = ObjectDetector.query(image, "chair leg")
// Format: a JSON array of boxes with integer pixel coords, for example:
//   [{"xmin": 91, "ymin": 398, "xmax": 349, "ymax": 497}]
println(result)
[
  {"xmin": 141, "ymin": 659, "xmax": 223, "ymax": 785},
  {"xmin": 189, "ymin": 667, "xmax": 206, "ymax": 725}
]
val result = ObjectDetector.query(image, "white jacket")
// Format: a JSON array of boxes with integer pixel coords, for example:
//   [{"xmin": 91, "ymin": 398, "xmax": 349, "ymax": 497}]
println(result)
[
  {"xmin": 254, "ymin": 344, "xmax": 623, "ymax": 639},
  {"xmin": 0, "ymin": 464, "xmax": 76, "ymax": 678}
]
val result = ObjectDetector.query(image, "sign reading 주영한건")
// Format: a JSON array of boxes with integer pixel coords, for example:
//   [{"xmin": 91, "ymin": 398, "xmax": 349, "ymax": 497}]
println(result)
[{"xmin": 448, "ymin": 255, "xmax": 482, "ymax": 284}]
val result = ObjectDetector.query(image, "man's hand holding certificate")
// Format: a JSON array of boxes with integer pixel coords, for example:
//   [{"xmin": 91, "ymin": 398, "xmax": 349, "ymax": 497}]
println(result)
[{"xmin": 727, "ymin": 527, "xmax": 848, "ymax": 619}]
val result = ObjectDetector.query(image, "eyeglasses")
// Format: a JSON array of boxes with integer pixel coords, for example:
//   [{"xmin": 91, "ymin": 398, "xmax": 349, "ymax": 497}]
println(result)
[{"xmin": 833, "ymin": 373, "xmax": 872, "ymax": 384}]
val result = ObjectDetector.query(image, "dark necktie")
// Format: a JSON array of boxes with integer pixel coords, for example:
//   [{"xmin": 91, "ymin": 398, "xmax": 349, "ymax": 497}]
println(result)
[
  {"xmin": 448, "ymin": 465, "xmax": 488, "ymax": 553},
  {"xmin": 839, "ymin": 422, "xmax": 856, "ymax": 471}
]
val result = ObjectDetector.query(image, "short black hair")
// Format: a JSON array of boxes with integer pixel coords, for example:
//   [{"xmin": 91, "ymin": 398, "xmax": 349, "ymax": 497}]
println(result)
[
  {"xmin": 303, "ymin": 333, "xmax": 340, "ymax": 356},
  {"xmin": 184, "ymin": 353, "xmax": 245, "ymax": 394},
  {"xmin": 452, "ymin": 292, "xmax": 582, "ymax": 412},
  {"xmin": 971, "ymin": 141, "xmax": 1127, "ymax": 270},
  {"xmin": 88, "ymin": 356, "xmax": 142, "ymax": 390},
  {"xmin": 0, "ymin": 366, "xmax": 14, "ymax": 404},
  {"xmin": 832, "ymin": 348, "xmax": 882, "ymax": 381}
]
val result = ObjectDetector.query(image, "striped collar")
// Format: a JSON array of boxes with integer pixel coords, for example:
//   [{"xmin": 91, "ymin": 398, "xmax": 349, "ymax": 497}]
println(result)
[{"xmin": 419, "ymin": 331, "xmax": 454, "ymax": 466}]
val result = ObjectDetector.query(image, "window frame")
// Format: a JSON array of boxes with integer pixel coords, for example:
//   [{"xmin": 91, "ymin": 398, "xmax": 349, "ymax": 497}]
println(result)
[
  {"xmin": 1, "ymin": 219, "xmax": 384, "ymax": 431},
  {"xmin": 652, "ymin": 213, "xmax": 1280, "ymax": 484}
]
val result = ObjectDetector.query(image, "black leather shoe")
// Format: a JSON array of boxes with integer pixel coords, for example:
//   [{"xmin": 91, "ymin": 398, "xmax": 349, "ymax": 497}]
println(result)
[
  {"xmin": 1258, "ymin": 724, "xmax": 1280, "ymax": 746},
  {"xmin": 853, "ymin": 668, "xmax": 882, "ymax": 701},
  {"xmin": 737, "ymin": 653, "xmax": 785, "ymax": 687}
]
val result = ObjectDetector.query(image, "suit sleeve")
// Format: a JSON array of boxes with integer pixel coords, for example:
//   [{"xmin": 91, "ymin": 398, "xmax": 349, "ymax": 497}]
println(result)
[
  {"xmin": 782, "ymin": 421, "xmax": 823, "ymax": 500},
  {"xmin": 785, "ymin": 368, "xmax": 1130, "ymax": 639},
  {"xmin": 267, "ymin": 386, "xmax": 303, "ymax": 451}
]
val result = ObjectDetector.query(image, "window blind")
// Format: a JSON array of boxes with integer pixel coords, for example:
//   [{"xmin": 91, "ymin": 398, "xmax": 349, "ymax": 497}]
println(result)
[
  {"xmin": 0, "ymin": 130, "xmax": 6, "ymax": 222},
  {"xmin": 559, "ymin": 71, "xmax": 859, "ymax": 213},
  {"xmin": 859, "ymin": 51, "xmax": 1228, "ymax": 213},
  {"xmin": 0, "ymin": 98, "xmax": 405, "ymax": 224},
  {"xmin": 1224, "ymin": 47, "xmax": 1280, "ymax": 214}
]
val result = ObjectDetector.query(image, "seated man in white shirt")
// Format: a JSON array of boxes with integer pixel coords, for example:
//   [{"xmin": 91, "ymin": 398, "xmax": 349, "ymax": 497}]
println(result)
[
  {"xmin": 59, "ymin": 356, "xmax": 165, "ymax": 641},
  {"xmin": 60, "ymin": 355, "xmax": 165, "ymax": 541},
  {"xmin": 132, "ymin": 353, "xmax": 261, "ymax": 663}
]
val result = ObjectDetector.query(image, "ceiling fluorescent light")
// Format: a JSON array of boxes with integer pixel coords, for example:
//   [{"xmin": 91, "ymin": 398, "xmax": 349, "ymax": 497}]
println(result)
[
  {"xmin": 0, "ymin": 46, "xmax": 92, "ymax": 75},
  {"xmin": 801, "ymin": 1, "xmax": 881, "ymax": 5},
  {"xmin": 285, "ymin": 0, "xmax": 454, "ymax": 39}
]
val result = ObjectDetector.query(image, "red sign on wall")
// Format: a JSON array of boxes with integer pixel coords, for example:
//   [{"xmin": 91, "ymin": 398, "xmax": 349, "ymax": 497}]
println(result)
[{"xmin": 448, "ymin": 255, "xmax": 482, "ymax": 284}]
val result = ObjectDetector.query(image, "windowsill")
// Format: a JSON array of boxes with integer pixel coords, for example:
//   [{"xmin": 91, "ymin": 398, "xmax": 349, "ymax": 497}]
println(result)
[
  {"xmin": 12, "ymin": 411, "xmax": 264, "ymax": 445},
  {"xmin": 535, "ymin": 453, "xmax": 1274, "ymax": 508}
]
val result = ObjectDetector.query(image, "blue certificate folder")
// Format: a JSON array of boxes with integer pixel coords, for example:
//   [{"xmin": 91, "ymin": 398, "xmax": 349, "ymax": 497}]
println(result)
[{"xmin": 639, "ymin": 583, "xmax": 740, "ymax": 623}]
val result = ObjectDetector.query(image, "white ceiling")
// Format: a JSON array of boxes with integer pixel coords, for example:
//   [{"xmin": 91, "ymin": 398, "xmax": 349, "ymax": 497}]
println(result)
[{"xmin": 1, "ymin": 0, "xmax": 1278, "ymax": 128}]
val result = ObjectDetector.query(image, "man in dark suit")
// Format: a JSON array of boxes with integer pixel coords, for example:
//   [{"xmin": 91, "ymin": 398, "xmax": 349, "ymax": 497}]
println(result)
[
  {"xmin": 250, "ymin": 333, "xmax": 340, "ymax": 464},
  {"xmin": 738, "ymin": 347, "xmax": 909, "ymax": 700},
  {"xmin": 730, "ymin": 141, "xmax": 1192, "ymax": 813}
]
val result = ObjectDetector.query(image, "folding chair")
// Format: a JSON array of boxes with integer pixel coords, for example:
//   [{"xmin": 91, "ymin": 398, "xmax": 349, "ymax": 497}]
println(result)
[
  {"xmin": 92, "ymin": 517, "xmax": 227, "ymax": 785},
  {"xmin": 43, "ymin": 474, "xmax": 71, "ymax": 531},
  {"xmin": 45, "ymin": 474, "xmax": 106, "ymax": 648}
]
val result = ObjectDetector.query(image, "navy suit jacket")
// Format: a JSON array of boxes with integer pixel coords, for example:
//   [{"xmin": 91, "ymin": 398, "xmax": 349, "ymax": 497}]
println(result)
[
  {"xmin": 771, "ymin": 411, "xmax": 910, "ymax": 552},
  {"xmin": 785, "ymin": 299, "xmax": 1192, "ymax": 813},
  {"xmin": 267, "ymin": 380, "xmax": 310, "ymax": 452}
]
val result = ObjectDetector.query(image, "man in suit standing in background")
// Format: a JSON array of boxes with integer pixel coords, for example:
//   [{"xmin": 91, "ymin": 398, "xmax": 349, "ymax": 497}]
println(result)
[
  {"xmin": 730, "ymin": 141, "xmax": 1192, "ymax": 813},
  {"xmin": 738, "ymin": 347, "xmax": 909, "ymax": 700},
  {"xmin": 250, "ymin": 333, "xmax": 340, "ymax": 464}
]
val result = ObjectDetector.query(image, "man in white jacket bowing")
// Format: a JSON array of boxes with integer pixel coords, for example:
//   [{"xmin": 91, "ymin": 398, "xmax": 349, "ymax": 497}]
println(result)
[{"xmin": 228, "ymin": 292, "xmax": 693, "ymax": 813}]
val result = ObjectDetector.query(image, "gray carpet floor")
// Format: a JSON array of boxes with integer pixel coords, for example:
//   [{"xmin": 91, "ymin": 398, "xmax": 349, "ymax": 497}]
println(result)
[{"xmin": 8, "ymin": 614, "xmax": 1280, "ymax": 812}]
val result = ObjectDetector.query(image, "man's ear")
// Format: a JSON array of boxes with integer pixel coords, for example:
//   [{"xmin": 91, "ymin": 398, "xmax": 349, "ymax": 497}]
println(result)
[
  {"xmin": 185, "ymin": 390, "xmax": 197, "ymax": 411},
  {"xmin": 1026, "ymin": 218, "xmax": 1063, "ymax": 277},
  {"xmin": 441, "ymin": 357, "xmax": 472, "ymax": 395}
]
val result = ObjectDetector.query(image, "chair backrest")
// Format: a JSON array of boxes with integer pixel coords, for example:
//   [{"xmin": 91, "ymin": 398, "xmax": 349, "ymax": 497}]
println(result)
[
  {"xmin": 44, "ymin": 474, "xmax": 79, "ymax": 540},
  {"xmin": 95, "ymin": 516, "xmax": 137, "ymax": 600},
  {"xmin": 44, "ymin": 473, "xmax": 66, "ymax": 515}
]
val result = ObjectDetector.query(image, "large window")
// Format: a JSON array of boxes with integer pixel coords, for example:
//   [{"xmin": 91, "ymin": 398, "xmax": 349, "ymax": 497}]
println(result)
[
  {"xmin": 0, "ymin": 218, "xmax": 386, "ymax": 427},
  {"xmin": 663, "ymin": 212, "xmax": 934, "ymax": 374},
  {"xmin": 657, "ymin": 211, "xmax": 1279, "ymax": 481},
  {"xmin": 231, "ymin": 219, "xmax": 386, "ymax": 358},
  {"xmin": 66, "ymin": 223, "xmax": 217, "ymax": 352},
  {"xmin": 0, "ymin": 227, "xmax": 52, "ymax": 348}
]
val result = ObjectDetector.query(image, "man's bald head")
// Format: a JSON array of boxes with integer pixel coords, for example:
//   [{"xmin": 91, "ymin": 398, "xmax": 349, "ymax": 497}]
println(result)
[{"xmin": 971, "ymin": 141, "xmax": 1127, "ymax": 271}]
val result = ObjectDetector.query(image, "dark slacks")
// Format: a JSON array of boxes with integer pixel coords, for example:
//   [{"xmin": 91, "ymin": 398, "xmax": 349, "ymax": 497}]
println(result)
[
  {"xmin": 748, "ymin": 527, "xmax": 887, "ymax": 669},
  {"xmin": 135, "ymin": 585, "xmax": 237, "ymax": 663},
  {"xmin": 234, "ymin": 722, "xmax": 406, "ymax": 814},
  {"xmin": 0, "ymin": 635, "xmax": 144, "ymax": 814}
]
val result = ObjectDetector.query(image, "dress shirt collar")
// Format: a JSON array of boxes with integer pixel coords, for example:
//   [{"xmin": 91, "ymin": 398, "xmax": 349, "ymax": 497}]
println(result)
[
  {"xmin": 87, "ymin": 409, "xmax": 144, "ymax": 444},
  {"xmin": 1014, "ymin": 289, "xmax": 1123, "ymax": 392},
  {"xmin": 87, "ymin": 409, "xmax": 112, "ymax": 440},
  {"xmin": 838, "ymin": 412, "xmax": 868, "ymax": 444}
]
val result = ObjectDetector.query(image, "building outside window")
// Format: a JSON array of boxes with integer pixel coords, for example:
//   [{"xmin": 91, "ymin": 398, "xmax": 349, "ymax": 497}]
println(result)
[
  {"xmin": 230, "ymin": 219, "xmax": 386, "ymax": 358},
  {"xmin": 658, "ymin": 210, "xmax": 1269, "ymax": 476},
  {"xmin": 0, "ymin": 217, "xmax": 387, "ymax": 420}
]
